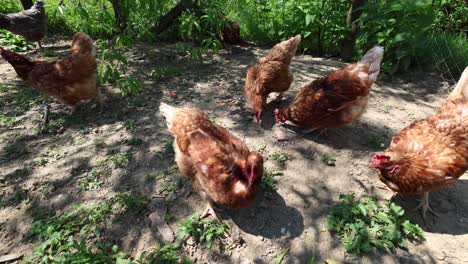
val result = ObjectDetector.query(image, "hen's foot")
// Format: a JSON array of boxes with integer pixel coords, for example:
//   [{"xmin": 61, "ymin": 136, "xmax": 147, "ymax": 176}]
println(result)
[
  {"xmin": 200, "ymin": 202, "xmax": 218, "ymax": 220},
  {"xmin": 414, "ymin": 192, "xmax": 439, "ymax": 220}
]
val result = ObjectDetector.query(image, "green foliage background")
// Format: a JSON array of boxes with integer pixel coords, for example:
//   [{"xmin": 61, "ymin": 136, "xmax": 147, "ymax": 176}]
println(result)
[{"xmin": 0, "ymin": 0, "xmax": 467, "ymax": 77}]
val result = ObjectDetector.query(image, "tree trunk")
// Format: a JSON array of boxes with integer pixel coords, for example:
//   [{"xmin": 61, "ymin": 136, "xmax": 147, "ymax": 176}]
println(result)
[
  {"xmin": 20, "ymin": 0, "xmax": 34, "ymax": 10},
  {"xmin": 151, "ymin": 0, "xmax": 199, "ymax": 35},
  {"xmin": 340, "ymin": 0, "xmax": 366, "ymax": 61},
  {"xmin": 110, "ymin": 0, "xmax": 127, "ymax": 33}
]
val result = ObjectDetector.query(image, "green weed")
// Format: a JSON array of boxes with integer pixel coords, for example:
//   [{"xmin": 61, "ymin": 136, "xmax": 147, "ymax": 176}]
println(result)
[
  {"xmin": 106, "ymin": 152, "xmax": 131, "ymax": 168},
  {"xmin": 150, "ymin": 66, "xmax": 183, "ymax": 81},
  {"xmin": 328, "ymin": 194, "xmax": 424, "ymax": 257},
  {"xmin": 159, "ymin": 182, "xmax": 178, "ymax": 194},
  {"xmin": 124, "ymin": 119, "xmax": 137, "ymax": 131},
  {"xmin": 156, "ymin": 139, "xmax": 174, "ymax": 160},
  {"xmin": 177, "ymin": 213, "xmax": 229, "ymax": 247},
  {"xmin": 271, "ymin": 152, "xmax": 290, "ymax": 168},
  {"xmin": 79, "ymin": 168, "xmax": 104, "ymax": 191},
  {"xmin": 0, "ymin": 115, "xmax": 16, "ymax": 128},
  {"xmin": 137, "ymin": 244, "xmax": 191, "ymax": 264},
  {"xmin": 261, "ymin": 169, "xmax": 282, "ymax": 191},
  {"xmin": 25, "ymin": 202, "xmax": 130, "ymax": 263},
  {"xmin": 115, "ymin": 193, "xmax": 147, "ymax": 215},
  {"xmin": 0, "ymin": 30, "xmax": 35, "ymax": 51},
  {"xmin": 125, "ymin": 137, "xmax": 144, "ymax": 146},
  {"xmin": 368, "ymin": 135, "xmax": 385, "ymax": 149}
]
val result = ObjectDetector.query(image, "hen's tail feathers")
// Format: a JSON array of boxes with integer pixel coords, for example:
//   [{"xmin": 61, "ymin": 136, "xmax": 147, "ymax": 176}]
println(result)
[
  {"xmin": 159, "ymin": 102, "xmax": 178, "ymax": 128},
  {"xmin": 359, "ymin": 46, "xmax": 384, "ymax": 84},
  {"xmin": 450, "ymin": 67, "xmax": 468, "ymax": 101},
  {"xmin": 264, "ymin": 35, "xmax": 301, "ymax": 65}
]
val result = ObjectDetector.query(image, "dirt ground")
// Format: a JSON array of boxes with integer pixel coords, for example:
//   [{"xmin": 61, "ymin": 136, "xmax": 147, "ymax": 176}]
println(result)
[{"xmin": 1, "ymin": 39, "xmax": 467, "ymax": 264}]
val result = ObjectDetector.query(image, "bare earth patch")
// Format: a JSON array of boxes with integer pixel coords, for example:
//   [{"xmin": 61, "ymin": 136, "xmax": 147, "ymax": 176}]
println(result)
[{"xmin": 0, "ymin": 39, "xmax": 467, "ymax": 263}]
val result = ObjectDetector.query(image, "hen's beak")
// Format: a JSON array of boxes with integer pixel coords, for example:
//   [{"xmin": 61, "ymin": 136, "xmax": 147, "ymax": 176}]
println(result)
[{"xmin": 368, "ymin": 162, "xmax": 374, "ymax": 169}]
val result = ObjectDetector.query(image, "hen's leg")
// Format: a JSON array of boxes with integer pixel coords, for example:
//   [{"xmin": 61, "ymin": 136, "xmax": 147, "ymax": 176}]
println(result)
[
  {"xmin": 42, "ymin": 104, "xmax": 50, "ymax": 127},
  {"xmin": 200, "ymin": 200, "xmax": 218, "ymax": 220},
  {"xmin": 37, "ymin": 41, "xmax": 43, "ymax": 49},
  {"xmin": 414, "ymin": 192, "xmax": 439, "ymax": 220}
]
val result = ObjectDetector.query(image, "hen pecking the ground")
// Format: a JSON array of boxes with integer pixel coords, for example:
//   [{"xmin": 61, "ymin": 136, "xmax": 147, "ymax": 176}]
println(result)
[
  {"xmin": 370, "ymin": 67, "xmax": 468, "ymax": 219},
  {"xmin": 274, "ymin": 46, "xmax": 384, "ymax": 133},
  {"xmin": 244, "ymin": 35, "xmax": 301, "ymax": 124}
]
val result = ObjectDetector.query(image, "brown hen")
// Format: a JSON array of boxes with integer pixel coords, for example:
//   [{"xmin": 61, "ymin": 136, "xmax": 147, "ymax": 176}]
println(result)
[
  {"xmin": 0, "ymin": 32, "xmax": 100, "ymax": 124},
  {"xmin": 244, "ymin": 35, "xmax": 301, "ymax": 123},
  {"xmin": 274, "ymin": 46, "xmax": 383, "ymax": 131},
  {"xmin": 370, "ymin": 67, "xmax": 468, "ymax": 219},
  {"xmin": 159, "ymin": 102, "xmax": 264, "ymax": 219}
]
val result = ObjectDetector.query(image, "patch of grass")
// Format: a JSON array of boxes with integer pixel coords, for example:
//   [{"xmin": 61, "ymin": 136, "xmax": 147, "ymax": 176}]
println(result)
[
  {"xmin": 137, "ymin": 244, "xmax": 192, "ymax": 264},
  {"xmin": 2, "ymin": 140, "xmax": 28, "ymax": 161},
  {"xmin": 8, "ymin": 89, "xmax": 49, "ymax": 112},
  {"xmin": 328, "ymin": 194, "xmax": 424, "ymax": 257},
  {"xmin": 36, "ymin": 116, "xmax": 66, "ymax": 135},
  {"xmin": 0, "ymin": 30, "xmax": 35, "ymax": 51},
  {"xmin": 368, "ymin": 135, "xmax": 385, "ymax": 149},
  {"xmin": 13, "ymin": 186, "xmax": 29, "ymax": 204},
  {"xmin": 261, "ymin": 169, "xmax": 282, "ymax": 191},
  {"xmin": 38, "ymin": 182, "xmax": 53, "ymax": 195},
  {"xmin": 125, "ymin": 136, "xmax": 144, "ymax": 146},
  {"xmin": 150, "ymin": 65, "xmax": 183, "ymax": 81},
  {"xmin": 156, "ymin": 139, "xmax": 174, "ymax": 160},
  {"xmin": 115, "ymin": 193, "xmax": 147, "ymax": 215},
  {"xmin": 25, "ymin": 202, "xmax": 130, "ymax": 263},
  {"xmin": 79, "ymin": 168, "xmax": 104, "ymax": 191},
  {"xmin": 271, "ymin": 152, "xmax": 290, "ymax": 168},
  {"xmin": 124, "ymin": 119, "xmax": 137, "ymax": 131},
  {"xmin": 106, "ymin": 152, "xmax": 131, "ymax": 168},
  {"xmin": 159, "ymin": 182, "xmax": 178, "ymax": 194},
  {"xmin": 0, "ymin": 83, "xmax": 7, "ymax": 92},
  {"xmin": 43, "ymin": 148, "xmax": 66, "ymax": 159},
  {"xmin": 146, "ymin": 165, "xmax": 178, "ymax": 182},
  {"xmin": 33, "ymin": 157, "xmax": 49, "ymax": 166},
  {"xmin": 178, "ymin": 213, "xmax": 229, "ymax": 247},
  {"xmin": 0, "ymin": 114, "xmax": 16, "ymax": 128}
]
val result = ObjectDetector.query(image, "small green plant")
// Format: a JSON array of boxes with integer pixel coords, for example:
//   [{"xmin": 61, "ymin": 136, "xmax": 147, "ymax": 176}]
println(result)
[
  {"xmin": 43, "ymin": 148, "xmax": 66, "ymax": 159},
  {"xmin": 147, "ymin": 165, "xmax": 179, "ymax": 182},
  {"xmin": 124, "ymin": 119, "xmax": 137, "ymax": 131},
  {"xmin": 79, "ymin": 168, "xmax": 104, "ymax": 191},
  {"xmin": 261, "ymin": 169, "xmax": 282, "ymax": 191},
  {"xmin": 137, "ymin": 244, "xmax": 191, "ymax": 264},
  {"xmin": 328, "ymin": 194, "xmax": 424, "ymax": 257},
  {"xmin": 38, "ymin": 182, "xmax": 53, "ymax": 195},
  {"xmin": 115, "ymin": 193, "xmax": 147, "ymax": 215},
  {"xmin": 0, "ymin": 114, "xmax": 16, "ymax": 128},
  {"xmin": 156, "ymin": 139, "xmax": 174, "ymax": 160},
  {"xmin": 159, "ymin": 182, "xmax": 178, "ymax": 194},
  {"xmin": 150, "ymin": 66, "xmax": 183, "ymax": 81},
  {"xmin": 106, "ymin": 152, "xmax": 131, "ymax": 168},
  {"xmin": 25, "ymin": 202, "xmax": 130, "ymax": 263},
  {"xmin": 368, "ymin": 135, "xmax": 385, "ymax": 149},
  {"xmin": 271, "ymin": 152, "xmax": 290, "ymax": 168},
  {"xmin": 0, "ymin": 30, "xmax": 35, "ymax": 51},
  {"xmin": 13, "ymin": 186, "xmax": 29, "ymax": 204},
  {"xmin": 276, "ymin": 248, "xmax": 290, "ymax": 264},
  {"xmin": 178, "ymin": 213, "xmax": 229, "ymax": 247},
  {"xmin": 125, "ymin": 136, "xmax": 144, "ymax": 146}
]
